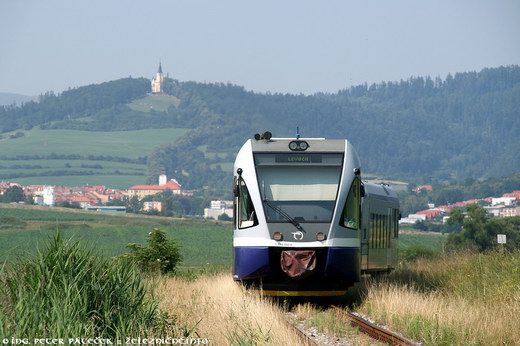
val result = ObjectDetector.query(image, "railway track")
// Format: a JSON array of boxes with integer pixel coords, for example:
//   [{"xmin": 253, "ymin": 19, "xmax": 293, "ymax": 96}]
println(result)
[
  {"xmin": 283, "ymin": 305, "xmax": 421, "ymax": 345},
  {"xmin": 283, "ymin": 312, "xmax": 320, "ymax": 346},
  {"xmin": 331, "ymin": 306, "xmax": 421, "ymax": 346}
]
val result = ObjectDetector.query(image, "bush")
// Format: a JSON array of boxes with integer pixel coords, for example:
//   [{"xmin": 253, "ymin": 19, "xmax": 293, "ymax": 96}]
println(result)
[{"xmin": 125, "ymin": 228, "xmax": 182, "ymax": 274}]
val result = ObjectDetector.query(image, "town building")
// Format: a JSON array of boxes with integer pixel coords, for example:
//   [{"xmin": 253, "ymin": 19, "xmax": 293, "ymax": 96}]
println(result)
[
  {"xmin": 143, "ymin": 201, "xmax": 163, "ymax": 213},
  {"xmin": 204, "ymin": 200, "xmax": 233, "ymax": 220},
  {"xmin": 127, "ymin": 175, "xmax": 183, "ymax": 199}
]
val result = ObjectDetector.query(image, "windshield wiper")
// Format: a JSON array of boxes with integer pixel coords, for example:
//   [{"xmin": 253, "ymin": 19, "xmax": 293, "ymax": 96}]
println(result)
[{"xmin": 263, "ymin": 199, "xmax": 305, "ymax": 233}]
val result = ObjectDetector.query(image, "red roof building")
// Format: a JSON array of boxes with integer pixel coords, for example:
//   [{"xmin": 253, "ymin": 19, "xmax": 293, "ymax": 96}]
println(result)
[
  {"xmin": 128, "ymin": 179, "xmax": 182, "ymax": 199},
  {"xmin": 416, "ymin": 209, "xmax": 442, "ymax": 219}
]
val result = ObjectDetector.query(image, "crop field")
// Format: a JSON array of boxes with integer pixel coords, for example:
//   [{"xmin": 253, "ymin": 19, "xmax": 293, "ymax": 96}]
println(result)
[
  {"xmin": 0, "ymin": 128, "xmax": 188, "ymax": 158},
  {"xmin": 0, "ymin": 127, "xmax": 189, "ymax": 187},
  {"xmin": 0, "ymin": 205, "xmax": 231, "ymax": 267},
  {"xmin": 399, "ymin": 231, "xmax": 446, "ymax": 252},
  {"xmin": 9, "ymin": 175, "xmax": 146, "ymax": 189}
]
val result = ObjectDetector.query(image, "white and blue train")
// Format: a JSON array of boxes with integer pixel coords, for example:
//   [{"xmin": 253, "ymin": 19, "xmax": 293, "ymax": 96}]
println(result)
[{"xmin": 232, "ymin": 133, "xmax": 400, "ymax": 296}]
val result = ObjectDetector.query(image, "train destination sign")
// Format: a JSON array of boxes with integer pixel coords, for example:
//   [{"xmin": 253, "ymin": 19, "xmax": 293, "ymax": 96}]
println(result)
[
  {"xmin": 254, "ymin": 153, "xmax": 343, "ymax": 165},
  {"xmin": 275, "ymin": 154, "xmax": 322, "ymax": 163}
]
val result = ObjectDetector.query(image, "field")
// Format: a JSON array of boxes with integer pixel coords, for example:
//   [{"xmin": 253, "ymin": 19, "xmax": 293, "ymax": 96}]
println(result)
[
  {"xmin": 128, "ymin": 94, "xmax": 180, "ymax": 112},
  {"xmin": 0, "ymin": 205, "xmax": 444, "ymax": 265},
  {"xmin": 357, "ymin": 251, "xmax": 520, "ymax": 345},
  {"xmin": 0, "ymin": 127, "xmax": 188, "ymax": 188},
  {"xmin": 0, "ymin": 205, "xmax": 231, "ymax": 268}
]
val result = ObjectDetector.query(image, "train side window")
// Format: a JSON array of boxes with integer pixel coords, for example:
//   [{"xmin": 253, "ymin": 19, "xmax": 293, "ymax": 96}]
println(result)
[
  {"xmin": 340, "ymin": 177, "xmax": 360, "ymax": 229},
  {"xmin": 238, "ymin": 178, "xmax": 258, "ymax": 229}
]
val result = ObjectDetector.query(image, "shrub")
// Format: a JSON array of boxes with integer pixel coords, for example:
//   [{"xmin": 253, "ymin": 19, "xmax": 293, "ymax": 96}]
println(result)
[{"xmin": 125, "ymin": 228, "xmax": 182, "ymax": 274}]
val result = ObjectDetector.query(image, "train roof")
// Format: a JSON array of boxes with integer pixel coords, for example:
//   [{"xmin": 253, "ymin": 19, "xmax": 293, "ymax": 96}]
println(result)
[
  {"xmin": 250, "ymin": 138, "xmax": 349, "ymax": 153},
  {"xmin": 363, "ymin": 182, "xmax": 399, "ymax": 201}
]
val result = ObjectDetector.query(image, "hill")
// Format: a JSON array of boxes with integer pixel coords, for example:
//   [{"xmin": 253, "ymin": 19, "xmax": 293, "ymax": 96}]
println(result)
[
  {"xmin": 0, "ymin": 66, "xmax": 518, "ymax": 192},
  {"xmin": 0, "ymin": 92, "xmax": 36, "ymax": 106}
]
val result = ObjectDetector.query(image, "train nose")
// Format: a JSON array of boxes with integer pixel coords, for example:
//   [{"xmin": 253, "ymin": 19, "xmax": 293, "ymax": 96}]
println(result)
[{"xmin": 280, "ymin": 250, "xmax": 316, "ymax": 279}]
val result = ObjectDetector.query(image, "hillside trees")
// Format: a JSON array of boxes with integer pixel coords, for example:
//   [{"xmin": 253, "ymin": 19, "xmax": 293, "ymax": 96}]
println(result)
[{"xmin": 0, "ymin": 78, "xmax": 149, "ymax": 132}]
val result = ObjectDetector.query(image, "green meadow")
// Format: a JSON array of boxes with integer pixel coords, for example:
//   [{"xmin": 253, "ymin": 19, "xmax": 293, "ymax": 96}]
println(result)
[
  {"xmin": 0, "ymin": 128, "xmax": 188, "ymax": 158},
  {"xmin": 0, "ymin": 127, "xmax": 188, "ymax": 188},
  {"xmin": 128, "ymin": 94, "xmax": 180, "ymax": 112},
  {"xmin": 0, "ymin": 205, "xmax": 231, "ymax": 268}
]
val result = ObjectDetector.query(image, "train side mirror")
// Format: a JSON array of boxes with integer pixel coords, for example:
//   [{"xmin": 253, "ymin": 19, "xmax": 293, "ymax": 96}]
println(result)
[
  {"xmin": 360, "ymin": 182, "xmax": 365, "ymax": 198},
  {"xmin": 234, "ymin": 168, "xmax": 243, "ymax": 197}
]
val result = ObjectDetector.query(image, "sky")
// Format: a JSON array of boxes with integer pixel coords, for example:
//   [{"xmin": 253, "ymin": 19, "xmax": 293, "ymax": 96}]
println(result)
[{"xmin": 1, "ymin": 0, "xmax": 519, "ymax": 96}]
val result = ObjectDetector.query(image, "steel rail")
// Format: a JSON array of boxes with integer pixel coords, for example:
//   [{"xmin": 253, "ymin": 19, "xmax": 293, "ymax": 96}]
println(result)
[{"xmin": 332, "ymin": 306, "xmax": 421, "ymax": 346}]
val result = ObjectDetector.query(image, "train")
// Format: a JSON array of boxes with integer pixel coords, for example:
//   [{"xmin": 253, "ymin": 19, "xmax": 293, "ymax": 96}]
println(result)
[{"xmin": 232, "ymin": 132, "xmax": 400, "ymax": 296}]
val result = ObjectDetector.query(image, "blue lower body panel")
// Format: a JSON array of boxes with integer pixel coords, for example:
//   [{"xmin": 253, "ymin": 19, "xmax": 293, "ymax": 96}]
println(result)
[
  {"xmin": 234, "ymin": 246, "xmax": 270, "ymax": 279},
  {"xmin": 233, "ymin": 246, "xmax": 360, "ymax": 288},
  {"xmin": 323, "ymin": 247, "xmax": 360, "ymax": 282}
]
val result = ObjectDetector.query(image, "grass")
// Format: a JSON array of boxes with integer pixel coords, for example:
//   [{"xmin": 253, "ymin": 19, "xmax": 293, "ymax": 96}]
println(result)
[
  {"xmin": 128, "ymin": 94, "xmax": 180, "ymax": 112},
  {"xmin": 10, "ymin": 174, "xmax": 146, "ymax": 189},
  {"xmin": 399, "ymin": 231, "xmax": 446, "ymax": 252},
  {"xmin": 0, "ymin": 205, "xmax": 231, "ymax": 268},
  {"xmin": 0, "ymin": 127, "xmax": 188, "ymax": 187},
  {"xmin": 357, "ymin": 251, "xmax": 520, "ymax": 345},
  {"xmin": 155, "ymin": 274, "xmax": 310, "ymax": 345},
  {"xmin": 0, "ymin": 128, "xmax": 188, "ymax": 158},
  {"xmin": 0, "ymin": 233, "xmax": 175, "ymax": 339}
]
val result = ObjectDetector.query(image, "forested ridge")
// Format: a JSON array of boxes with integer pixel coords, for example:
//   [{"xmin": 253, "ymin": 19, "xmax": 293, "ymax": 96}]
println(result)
[{"xmin": 1, "ymin": 66, "xmax": 518, "ymax": 189}]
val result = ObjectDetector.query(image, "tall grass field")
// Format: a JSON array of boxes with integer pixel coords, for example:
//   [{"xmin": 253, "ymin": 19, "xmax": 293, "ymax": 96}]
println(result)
[{"xmin": 358, "ymin": 251, "xmax": 520, "ymax": 345}]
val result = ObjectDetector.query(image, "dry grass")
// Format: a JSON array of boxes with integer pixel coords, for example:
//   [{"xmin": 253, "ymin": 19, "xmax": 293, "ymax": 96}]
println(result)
[
  {"xmin": 358, "ymin": 251, "xmax": 520, "ymax": 345},
  {"xmin": 154, "ymin": 274, "xmax": 311, "ymax": 345}
]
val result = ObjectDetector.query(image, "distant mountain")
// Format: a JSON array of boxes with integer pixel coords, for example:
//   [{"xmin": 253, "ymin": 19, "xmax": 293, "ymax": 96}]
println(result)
[
  {"xmin": 0, "ymin": 92, "xmax": 36, "ymax": 106},
  {"xmin": 1, "ymin": 66, "xmax": 519, "ymax": 189}
]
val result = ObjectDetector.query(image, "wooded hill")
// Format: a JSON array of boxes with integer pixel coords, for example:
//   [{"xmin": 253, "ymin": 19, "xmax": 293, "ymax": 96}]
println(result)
[{"xmin": 0, "ymin": 66, "xmax": 518, "ymax": 191}]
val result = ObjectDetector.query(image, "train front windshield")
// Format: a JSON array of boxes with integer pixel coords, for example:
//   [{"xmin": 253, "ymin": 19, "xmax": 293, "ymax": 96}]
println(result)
[{"xmin": 254, "ymin": 153, "xmax": 343, "ymax": 223}]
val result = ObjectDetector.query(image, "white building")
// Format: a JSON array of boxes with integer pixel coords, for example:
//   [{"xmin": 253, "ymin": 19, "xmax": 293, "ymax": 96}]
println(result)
[
  {"xmin": 399, "ymin": 213, "xmax": 427, "ymax": 225},
  {"xmin": 204, "ymin": 200, "xmax": 233, "ymax": 220},
  {"xmin": 491, "ymin": 197, "xmax": 516, "ymax": 206},
  {"xmin": 43, "ymin": 186, "xmax": 55, "ymax": 206}
]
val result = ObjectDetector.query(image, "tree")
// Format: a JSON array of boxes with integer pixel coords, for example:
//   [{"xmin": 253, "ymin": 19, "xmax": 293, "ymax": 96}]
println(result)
[
  {"xmin": 125, "ymin": 228, "xmax": 182, "ymax": 274},
  {"xmin": 1, "ymin": 185, "xmax": 25, "ymax": 203},
  {"xmin": 445, "ymin": 208, "xmax": 464, "ymax": 233},
  {"xmin": 126, "ymin": 196, "xmax": 143, "ymax": 213},
  {"xmin": 447, "ymin": 205, "xmax": 520, "ymax": 251}
]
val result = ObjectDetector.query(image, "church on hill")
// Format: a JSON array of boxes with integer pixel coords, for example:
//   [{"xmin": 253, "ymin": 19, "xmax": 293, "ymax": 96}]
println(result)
[{"xmin": 151, "ymin": 62, "xmax": 164, "ymax": 94}]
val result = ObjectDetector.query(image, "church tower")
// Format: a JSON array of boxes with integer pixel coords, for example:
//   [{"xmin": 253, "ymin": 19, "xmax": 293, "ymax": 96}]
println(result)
[{"xmin": 151, "ymin": 62, "xmax": 164, "ymax": 93}]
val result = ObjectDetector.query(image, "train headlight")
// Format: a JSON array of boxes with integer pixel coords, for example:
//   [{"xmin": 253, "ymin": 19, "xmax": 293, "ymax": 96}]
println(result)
[
  {"xmin": 273, "ymin": 232, "xmax": 283, "ymax": 241},
  {"xmin": 316, "ymin": 232, "xmax": 327, "ymax": 241},
  {"xmin": 288, "ymin": 140, "xmax": 309, "ymax": 151}
]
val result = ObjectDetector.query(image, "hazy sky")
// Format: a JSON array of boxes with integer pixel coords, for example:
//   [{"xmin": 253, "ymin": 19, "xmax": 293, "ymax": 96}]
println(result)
[{"xmin": 1, "ymin": 0, "xmax": 519, "ymax": 96}]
